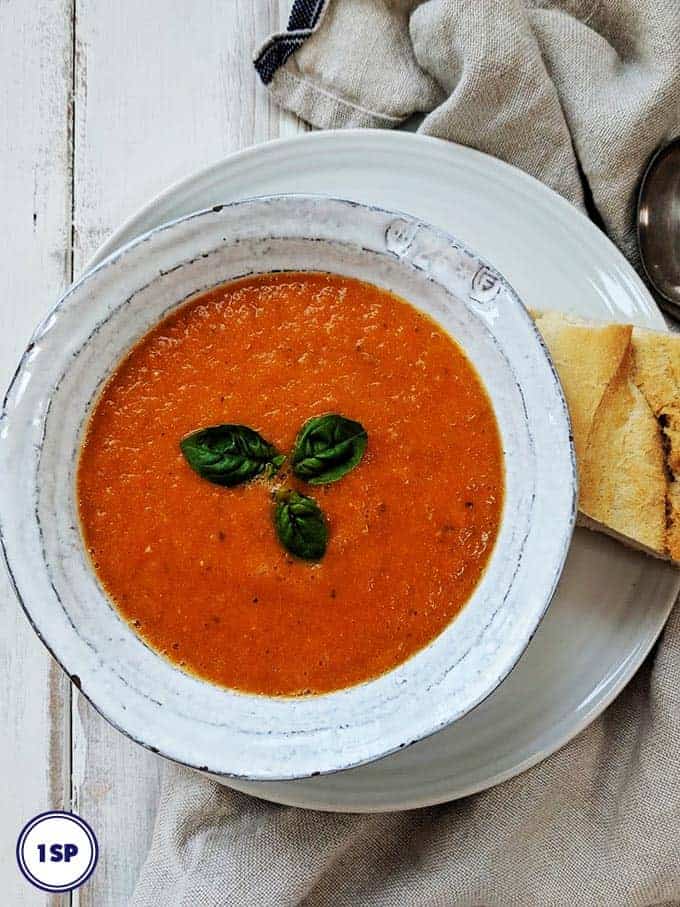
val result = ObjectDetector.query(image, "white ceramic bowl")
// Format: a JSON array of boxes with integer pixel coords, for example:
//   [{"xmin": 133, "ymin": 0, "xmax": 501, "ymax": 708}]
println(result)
[{"xmin": 0, "ymin": 196, "xmax": 576, "ymax": 780}]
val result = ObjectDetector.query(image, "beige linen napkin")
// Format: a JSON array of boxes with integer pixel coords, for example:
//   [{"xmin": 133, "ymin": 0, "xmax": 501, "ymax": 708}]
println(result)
[{"xmin": 133, "ymin": 3, "xmax": 680, "ymax": 904}]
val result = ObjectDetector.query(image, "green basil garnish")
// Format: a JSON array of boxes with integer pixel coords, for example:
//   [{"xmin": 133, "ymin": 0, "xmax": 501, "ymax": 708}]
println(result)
[
  {"xmin": 180, "ymin": 424, "xmax": 285, "ymax": 487},
  {"xmin": 274, "ymin": 490, "xmax": 328, "ymax": 561},
  {"xmin": 181, "ymin": 413, "xmax": 368, "ymax": 560},
  {"xmin": 291, "ymin": 414, "xmax": 367, "ymax": 485}
]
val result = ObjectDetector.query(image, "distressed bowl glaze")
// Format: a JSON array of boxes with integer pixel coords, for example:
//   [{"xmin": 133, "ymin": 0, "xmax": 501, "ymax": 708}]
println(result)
[{"xmin": 0, "ymin": 196, "xmax": 576, "ymax": 780}]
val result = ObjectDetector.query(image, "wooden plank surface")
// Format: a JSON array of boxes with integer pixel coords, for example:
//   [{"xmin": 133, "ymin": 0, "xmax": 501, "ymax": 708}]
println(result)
[
  {"xmin": 68, "ymin": 3, "xmax": 302, "ymax": 905},
  {"xmin": 1, "ymin": 1, "xmax": 303, "ymax": 903},
  {"xmin": 0, "ymin": 2, "xmax": 74, "ymax": 905}
]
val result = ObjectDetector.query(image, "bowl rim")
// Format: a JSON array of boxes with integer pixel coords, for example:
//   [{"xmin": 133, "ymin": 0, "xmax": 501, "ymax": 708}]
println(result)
[{"xmin": 0, "ymin": 194, "xmax": 578, "ymax": 779}]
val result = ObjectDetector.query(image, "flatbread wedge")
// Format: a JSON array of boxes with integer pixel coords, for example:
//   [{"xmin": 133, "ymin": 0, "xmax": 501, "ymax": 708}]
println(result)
[
  {"xmin": 532, "ymin": 310, "xmax": 631, "ymax": 466},
  {"xmin": 531, "ymin": 309, "xmax": 679, "ymax": 564},
  {"xmin": 580, "ymin": 351, "xmax": 666, "ymax": 554},
  {"xmin": 632, "ymin": 327, "xmax": 680, "ymax": 559}
]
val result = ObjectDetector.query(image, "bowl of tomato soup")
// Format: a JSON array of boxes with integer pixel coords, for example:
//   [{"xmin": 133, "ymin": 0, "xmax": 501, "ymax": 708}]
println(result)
[{"xmin": 0, "ymin": 196, "xmax": 576, "ymax": 779}]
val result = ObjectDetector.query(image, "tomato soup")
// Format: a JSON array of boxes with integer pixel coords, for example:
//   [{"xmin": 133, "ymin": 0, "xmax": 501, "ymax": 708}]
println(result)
[{"xmin": 77, "ymin": 272, "xmax": 504, "ymax": 695}]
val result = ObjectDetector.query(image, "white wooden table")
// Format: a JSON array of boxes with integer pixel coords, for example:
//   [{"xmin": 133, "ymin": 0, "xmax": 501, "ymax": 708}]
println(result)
[{"xmin": 0, "ymin": 3, "xmax": 303, "ymax": 903}]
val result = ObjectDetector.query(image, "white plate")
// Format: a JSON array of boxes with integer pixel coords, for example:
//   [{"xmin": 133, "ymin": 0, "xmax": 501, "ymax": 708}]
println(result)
[{"xmin": 89, "ymin": 129, "xmax": 679, "ymax": 811}]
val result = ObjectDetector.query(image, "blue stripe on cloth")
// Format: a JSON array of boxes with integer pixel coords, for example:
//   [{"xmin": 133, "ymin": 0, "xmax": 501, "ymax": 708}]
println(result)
[{"xmin": 254, "ymin": 0, "xmax": 327, "ymax": 85}]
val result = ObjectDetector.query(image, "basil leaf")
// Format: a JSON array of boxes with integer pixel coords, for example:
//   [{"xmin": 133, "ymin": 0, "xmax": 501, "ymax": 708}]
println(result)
[
  {"xmin": 180, "ymin": 424, "xmax": 285, "ymax": 486},
  {"xmin": 291, "ymin": 414, "xmax": 368, "ymax": 485},
  {"xmin": 274, "ymin": 490, "xmax": 328, "ymax": 561}
]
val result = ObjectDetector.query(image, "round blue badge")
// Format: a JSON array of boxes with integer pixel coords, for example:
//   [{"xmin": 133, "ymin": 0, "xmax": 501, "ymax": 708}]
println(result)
[{"xmin": 16, "ymin": 811, "xmax": 98, "ymax": 893}]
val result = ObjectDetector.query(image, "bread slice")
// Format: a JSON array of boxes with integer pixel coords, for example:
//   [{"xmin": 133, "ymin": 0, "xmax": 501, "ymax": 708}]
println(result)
[
  {"xmin": 531, "ymin": 309, "xmax": 678, "ymax": 564},
  {"xmin": 631, "ymin": 327, "xmax": 680, "ymax": 560},
  {"xmin": 632, "ymin": 328, "xmax": 680, "ymax": 471},
  {"xmin": 665, "ymin": 482, "xmax": 680, "ymax": 559},
  {"xmin": 580, "ymin": 351, "xmax": 666, "ymax": 553},
  {"xmin": 532, "ymin": 310, "xmax": 631, "ymax": 466}
]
